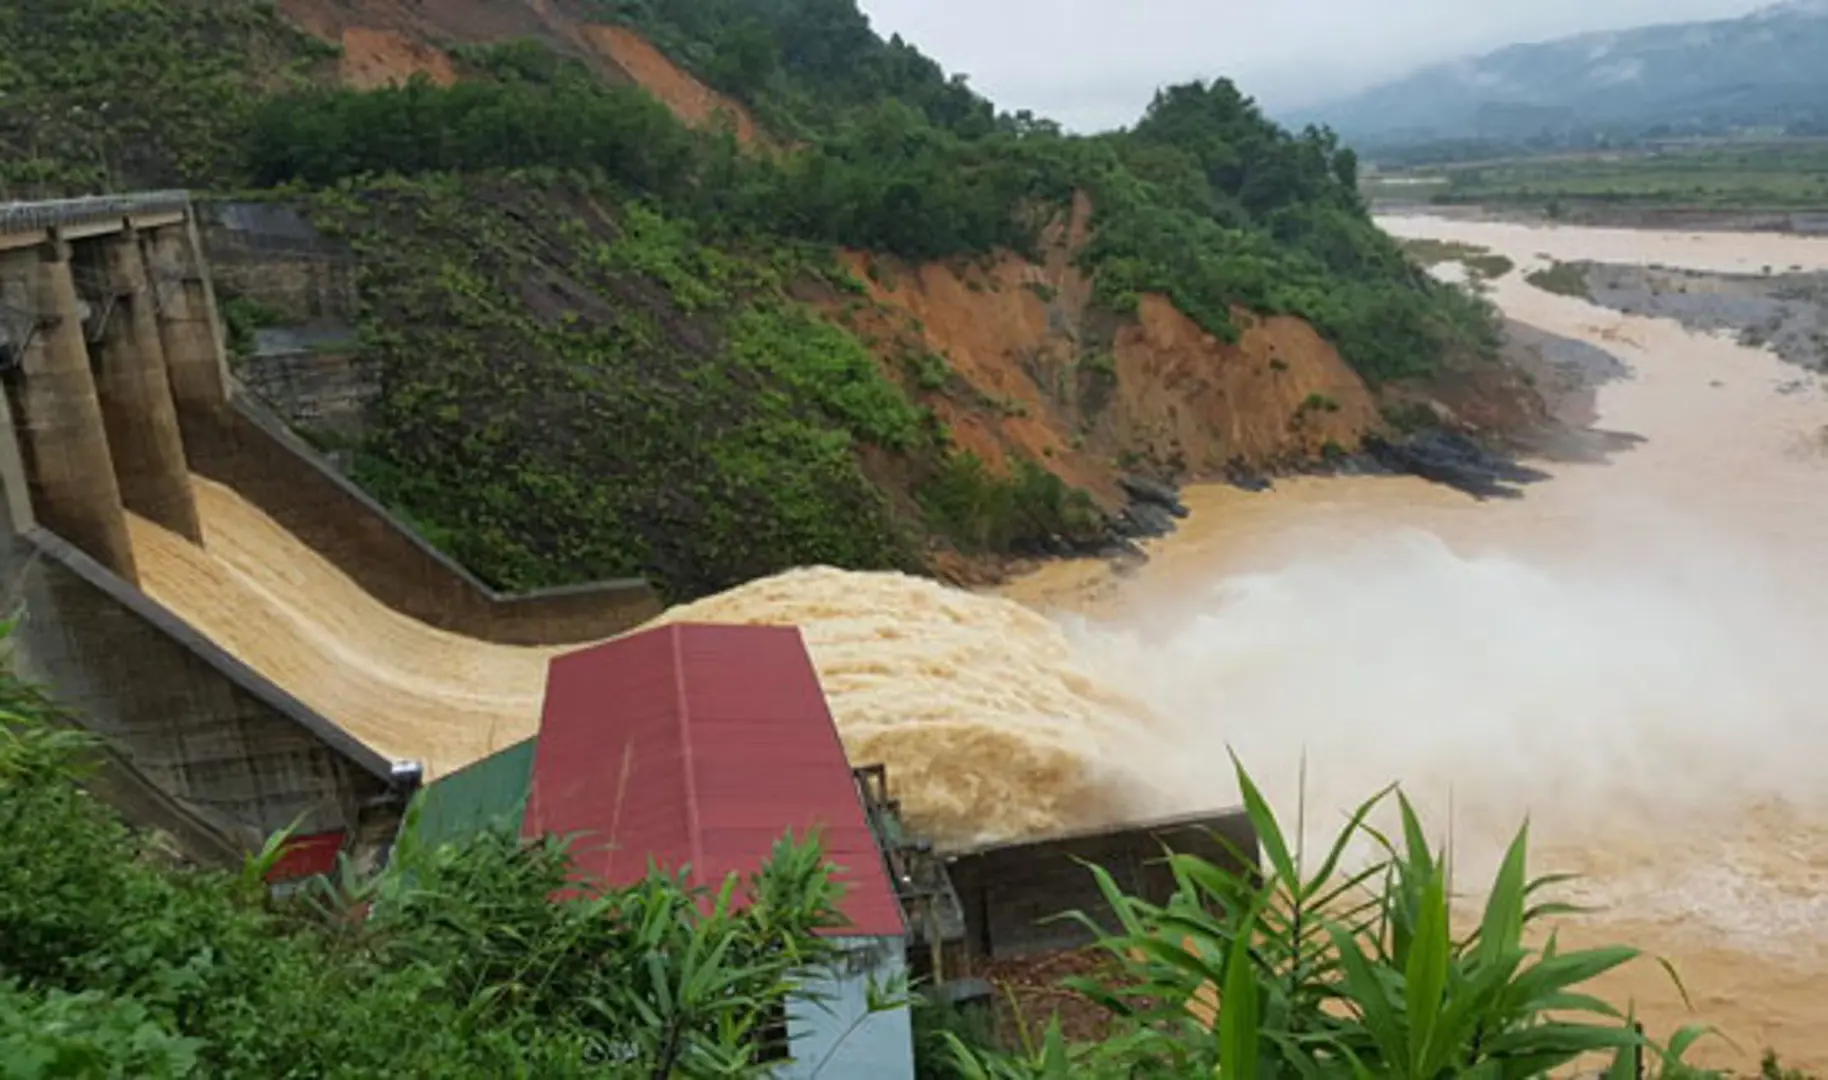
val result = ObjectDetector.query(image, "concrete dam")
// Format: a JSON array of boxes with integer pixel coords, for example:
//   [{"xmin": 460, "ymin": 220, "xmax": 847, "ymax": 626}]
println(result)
[
  {"xmin": 0, "ymin": 193, "xmax": 663, "ymax": 869},
  {"xmin": 0, "ymin": 193, "xmax": 1258, "ymax": 973}
]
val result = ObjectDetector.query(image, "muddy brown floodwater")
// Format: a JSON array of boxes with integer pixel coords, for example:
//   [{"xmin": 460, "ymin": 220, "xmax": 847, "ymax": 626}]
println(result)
[{"xmin": 1002, "ymin": 217, "xmax": 1828, "ymax": 1071}]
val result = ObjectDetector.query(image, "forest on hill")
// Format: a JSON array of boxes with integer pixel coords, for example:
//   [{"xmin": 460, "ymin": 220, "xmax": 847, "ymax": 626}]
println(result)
[{"xmin": 0, "ymin": 0, "xmax": 1497, "ymax": 600}]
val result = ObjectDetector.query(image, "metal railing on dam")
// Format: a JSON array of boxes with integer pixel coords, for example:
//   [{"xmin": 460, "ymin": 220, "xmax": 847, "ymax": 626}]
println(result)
[{"xmin": 0, "ymin": 191, "xmax": 193, "ymax": 236}]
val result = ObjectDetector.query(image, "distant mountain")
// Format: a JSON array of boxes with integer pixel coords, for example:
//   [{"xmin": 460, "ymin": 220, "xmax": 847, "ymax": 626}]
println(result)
[{"xmin": 1290, "ymin": 1, "xmax": 1828, "ymax": 148}]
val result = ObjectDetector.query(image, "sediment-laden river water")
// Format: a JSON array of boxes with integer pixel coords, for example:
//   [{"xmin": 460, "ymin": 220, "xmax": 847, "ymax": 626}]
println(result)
[{"xmin": 998, "ymin": 217, "xmax": 1828, "ymax": 1070}]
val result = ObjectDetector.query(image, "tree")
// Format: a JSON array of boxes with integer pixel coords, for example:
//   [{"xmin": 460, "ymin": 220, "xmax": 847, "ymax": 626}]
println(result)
[{"xmin": 707, "ymin": 19, "xmax": 780, "ymax": 95}]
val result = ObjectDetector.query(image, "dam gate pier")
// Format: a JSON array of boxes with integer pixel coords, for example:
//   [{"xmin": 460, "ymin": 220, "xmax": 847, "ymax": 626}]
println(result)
[{"xmin": 0, "ymin": 193, "xmax": 662, "ymax": 875}]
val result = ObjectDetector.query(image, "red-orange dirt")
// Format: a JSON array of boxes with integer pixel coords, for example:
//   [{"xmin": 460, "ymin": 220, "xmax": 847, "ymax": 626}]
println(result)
[
  {"xmin": 280, "ymin": 0, "xmax": 600, "ymax": 58},
  {"xmin": 577, "ymin": 25, "xmax": 765, "ymax": 147},
  {"xmin": 337, "ymin": 28, "xmax": 456, "ymax": 90},
  {"xmin": 281, "ymin": 0, "xmax": 765, "ymax": 146},
  {"xmin": 1109, "ymin": 298, "xmax": 1379, "ymax": 471},
  {"xmin": 825, "ymin": 192, "xmax": 1383, "ymax": 509}
]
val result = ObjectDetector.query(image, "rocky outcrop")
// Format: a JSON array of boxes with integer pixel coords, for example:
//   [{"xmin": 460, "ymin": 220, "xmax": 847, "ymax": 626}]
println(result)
[
  {"xmin": 1112, "ymin": 474, "xmax": 1190, "ymax": 542},
  {"xmin": 1362, "ymin": 430, "xmax": 1552, "ymax": 499}
]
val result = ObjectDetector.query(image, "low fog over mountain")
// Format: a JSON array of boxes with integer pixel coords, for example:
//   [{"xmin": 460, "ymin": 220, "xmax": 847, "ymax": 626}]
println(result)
[{"xmin": 1290, "ymin": 1, "xmax": 1828, "ymax": 145}]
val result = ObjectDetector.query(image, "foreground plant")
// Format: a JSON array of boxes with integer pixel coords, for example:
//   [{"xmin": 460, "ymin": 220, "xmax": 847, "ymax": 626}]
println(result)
[{"xmin": 945, "ymin": 753, "xmax": 1713, "ymax": 1078}]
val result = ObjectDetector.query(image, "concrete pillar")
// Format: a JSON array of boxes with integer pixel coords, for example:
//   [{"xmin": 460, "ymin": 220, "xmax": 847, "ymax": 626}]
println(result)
[
  {"xmin": 0, "ymin": 384, "xmax": 38, "ymax": 537},
  {"xmin": 84, "ymin": 227, "xmax": 202, "ymax": 544},
  {"xmin": 0, "ymin": 239, "xmax": 138, "ymax": 582},
  {"xmin": 143, "ymin": 218, "xmax": 229, "ymax": 417}
]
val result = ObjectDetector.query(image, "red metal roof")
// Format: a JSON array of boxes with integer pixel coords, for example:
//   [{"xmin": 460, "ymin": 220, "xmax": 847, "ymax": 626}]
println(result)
[
  {"xmin": 524, "ymin": 622, "xmax": 905, "ymax": 937},
  {"xmin": 264, "ymin": 829, "xmax": 346, "ymax": 883}
]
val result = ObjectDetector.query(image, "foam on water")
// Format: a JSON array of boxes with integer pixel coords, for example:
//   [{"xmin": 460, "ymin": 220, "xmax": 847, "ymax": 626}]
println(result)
[{"xmin": 1067, "ymin": 521, "xmax": 1828, "ymax": 842}]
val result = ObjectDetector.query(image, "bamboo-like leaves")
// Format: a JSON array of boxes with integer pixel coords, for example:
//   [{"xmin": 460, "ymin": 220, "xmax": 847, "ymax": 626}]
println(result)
[
  {"xmin": 1404, "ymin": 862, "xmax": 1451, "ymax": 1074},
  {"xmin": 1219, "ymin": 895, "xmax": 1265, "ymax": 1078},
  {"xmin": 948, "ymin": 756, "xmax": 1711, "ymax": 1080}
]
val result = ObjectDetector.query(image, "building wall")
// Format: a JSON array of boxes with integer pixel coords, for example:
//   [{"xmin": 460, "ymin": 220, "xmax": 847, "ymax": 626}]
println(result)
[
  {"xmin": 782, "ymin": 935, "xmax": 913, "ymax": 1080},
  {"xmin": 945, "ymin": 811, "xmax": 1259, "ymax": 960}
]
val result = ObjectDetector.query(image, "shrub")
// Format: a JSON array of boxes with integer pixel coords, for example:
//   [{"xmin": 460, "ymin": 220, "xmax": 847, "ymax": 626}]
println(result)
[
  {"xmin": 942, "ymin": 755, "xmax": 1720, "ymax": 1078},
  {"xmin": 1527, "ymin": 261, "xmax": 1592, "ymax": 299},
  {"xmin": 918, "ymin": 453, "xmax": 1105, "ymax": 553}
]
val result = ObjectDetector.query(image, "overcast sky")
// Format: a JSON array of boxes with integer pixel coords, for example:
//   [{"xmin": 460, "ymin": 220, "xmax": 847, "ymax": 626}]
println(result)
[{"xmin": 856, "ymin": 0, "xmax": 1775, "ymax": 131}]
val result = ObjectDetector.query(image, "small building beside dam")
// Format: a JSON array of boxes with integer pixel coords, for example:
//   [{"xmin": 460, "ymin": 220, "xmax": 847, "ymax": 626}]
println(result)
[
  {"xmin": 417, "ymin": 621, "xmax": 918, "ymax": 1080},
  {"xmin": 413, "ymin": 620, "xmax": 1261, "ymax": 1074}
]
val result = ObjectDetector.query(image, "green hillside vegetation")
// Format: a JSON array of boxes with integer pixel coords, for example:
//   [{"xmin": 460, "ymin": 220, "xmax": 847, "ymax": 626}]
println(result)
[
  {"xmin": 2, "ymin": 0, "xmax": 1495, "ymax": 599},
  {"xmin": 0, "ymin": 0, "xmax": 336, "ymax": 194}
]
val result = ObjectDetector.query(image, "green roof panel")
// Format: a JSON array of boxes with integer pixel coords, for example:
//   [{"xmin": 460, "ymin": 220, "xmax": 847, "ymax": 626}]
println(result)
[{"xmin": 412, "ymin": 738, "xmax": 538, "ymax": 850}]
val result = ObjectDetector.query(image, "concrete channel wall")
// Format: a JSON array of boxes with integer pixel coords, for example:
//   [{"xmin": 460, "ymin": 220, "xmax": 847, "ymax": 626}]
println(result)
[
  {"xmin": 0, "ymin": 425, "xmax": 410, "ymax": 857},
  {"xmin": 183, "ymin": 391, "xmax": 664, "ymax": 645},
  {"xmin": 0, "ymin": 194, "xmax": 412, "ymax": 865},
  {"xmin": 187, "ymin": 199, "xmax": 664, "ymax": 646}
]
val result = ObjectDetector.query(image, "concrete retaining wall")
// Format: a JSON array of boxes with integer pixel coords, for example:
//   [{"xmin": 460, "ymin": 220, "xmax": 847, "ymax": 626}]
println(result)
[
  {"xmin": 1, "ymin": 520, "xmax": 408, "ymax": 854},
  {"xmin": 196, "ymin": 201, "xmax": 355, "ymax": 325},
  {"xmin": 240, "ymin": 328, "xmax": 375, "ymax": 444},
  {"xmin": 943, "ymin": 810, "xmax": 1259, "ymax": 960},
  {"xmin": 181, "ymin": 391, "xmax": 663, "ymax": 646}
]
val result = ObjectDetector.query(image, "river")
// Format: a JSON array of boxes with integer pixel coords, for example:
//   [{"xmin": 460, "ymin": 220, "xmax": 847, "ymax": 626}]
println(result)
[
  {"xmin": 997, "ymin": 216, "xmax": 1828, "ymax": 1071},
  {"xmin": 663, "ymin": 216, "xmax": 1828, "ymax": 1069}
]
